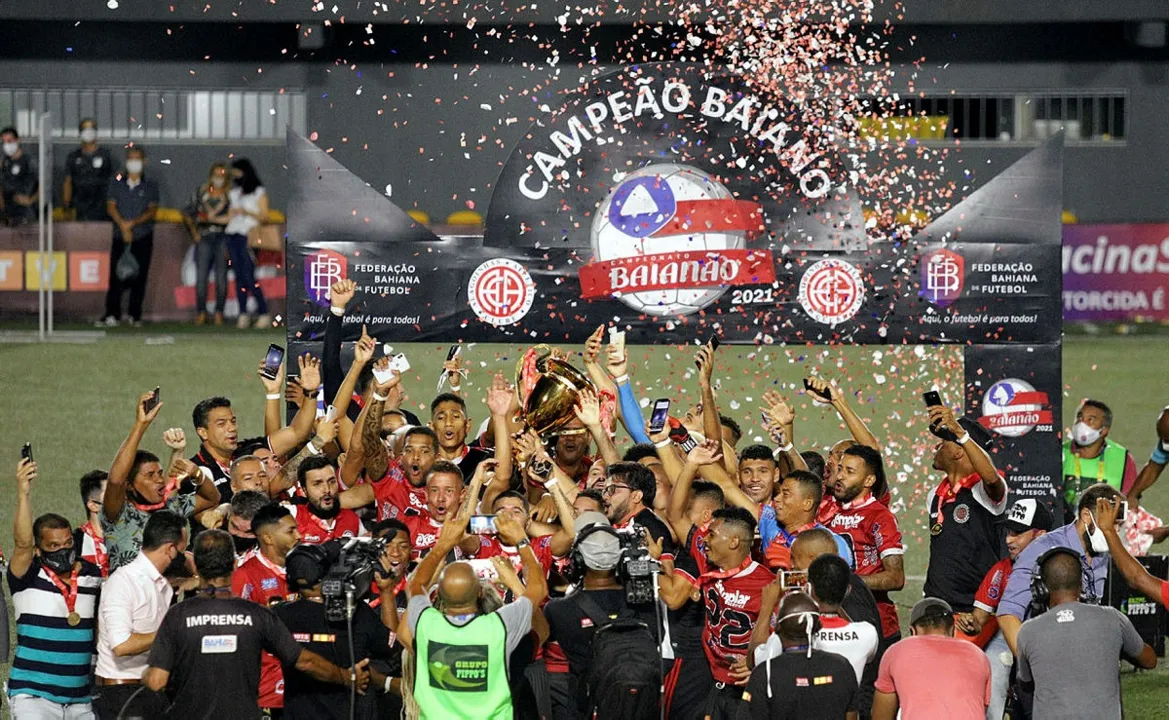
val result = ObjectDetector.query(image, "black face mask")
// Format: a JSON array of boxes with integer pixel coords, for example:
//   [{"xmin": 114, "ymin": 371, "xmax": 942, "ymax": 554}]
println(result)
[
  {"xmin": 164, "ymin": 549, "xmax": 190, "ymax": 577},
  {"xmin": 41, "ymin": 547, "xmax": 76, "ymax": 576},
  {"xmin": 233, "ymin": 534, "xmax": 257, "ymax": 555}
]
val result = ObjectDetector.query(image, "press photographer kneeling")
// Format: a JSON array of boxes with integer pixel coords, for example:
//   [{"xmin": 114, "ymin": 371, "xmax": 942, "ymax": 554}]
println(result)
[{"xmin": 545, "ymin": 511, "xmax": 665, "ymax": 720}]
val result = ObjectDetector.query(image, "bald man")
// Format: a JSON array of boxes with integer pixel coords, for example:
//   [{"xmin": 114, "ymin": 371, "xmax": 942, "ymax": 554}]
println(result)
[
  {"xmin": 403, "ymin": 509, "xmax": 547, "ymax": 719},
  {"xmin": 742, "ymin": 592, "xmax": 860, "ymax": 720}
]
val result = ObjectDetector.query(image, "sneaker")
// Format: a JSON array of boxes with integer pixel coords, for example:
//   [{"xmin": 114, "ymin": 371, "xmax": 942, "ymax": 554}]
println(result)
[
  {"xmin": 253, "ymin": 314, "xmax": 272, "ymax": 329},
  {"xmin": 195, "ymin": 312, "xmax": 207, "ymax": 326},
  {"xmin": 95, "ymin": 315, "xmax": 119, "ymax": 328},
  {"xmin": 213, "ymin": 313, "xmax": 224, "ymax": 326},
  {"xmin": 237, "ymin": 314, "xmax": 252, "ymax": 329}
]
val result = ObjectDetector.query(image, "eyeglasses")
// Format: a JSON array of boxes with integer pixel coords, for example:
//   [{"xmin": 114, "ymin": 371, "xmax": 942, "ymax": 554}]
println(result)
[{"xmin": 603, "ymin": 484, "xmax": 631, "ymax": 496}]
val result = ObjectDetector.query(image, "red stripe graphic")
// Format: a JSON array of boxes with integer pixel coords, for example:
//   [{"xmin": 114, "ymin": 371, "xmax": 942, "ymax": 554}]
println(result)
[
  {"xmin": 578, "ymin": 249, "xmax": 776, "ymax": 300},
  {"xmin": 1005, "ymin": 391, "xmax": 1050, "ymax": 406},
  {"xmin": 651, "ymin": 199, "xmax": 764, "ymax": 238}
]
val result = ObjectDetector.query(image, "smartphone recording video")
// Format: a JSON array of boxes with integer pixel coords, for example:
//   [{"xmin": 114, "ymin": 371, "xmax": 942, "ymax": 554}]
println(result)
[
  {"xmin": 469, "ymin": 515, "xmax": 497, "ymax": 535},
  {"xmin": 260, "ymin": 344, "xmax": 285, "ymax": 380},
  {"xmin": 649, "ymin": 399, "xmax": 671, "ymax": 434}
]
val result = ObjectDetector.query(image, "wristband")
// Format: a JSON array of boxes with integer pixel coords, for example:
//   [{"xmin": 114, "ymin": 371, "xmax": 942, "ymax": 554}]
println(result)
[
  {"xmin": 265, "ymin": 393, "xmax": 281, "ymax": 400},
  {"xmin": 516, "ymin": 539, "xmax": 531, "ymax": 550},
  {"xmin": 542, "ymin": 476, "xmax": 560, "ymax": 490},
  {"xmin": 613, "ymin": 374, "xmax": 629, "ymax": 384},
  {"xmin": 306, "ymin": 440, "xmax": 322, "ymax": 455},
  {"xmin": 778, "ymin": 443, "xmax": 794, "ymax": 453},
  {"xmin": 654, "ymin": 438, "xmax": 672, "ymax": 449},
  {"xmin": 956, "ymin": 433, "xmax": 972, "ymax": 446},
  {"xmin": 383, "ymin": 676, "xmax": 392, "ymax": 694},
  {"xmin": 1152, "ymin": 441, "xmax": 1169, "ymax": 465},
  {"xmin": 330, "ymin": 306, "xmax": 345, "ymax": 317},
  {"xmin": 372, "ymin": 391, "xmax": 389, "ymax": 402}
]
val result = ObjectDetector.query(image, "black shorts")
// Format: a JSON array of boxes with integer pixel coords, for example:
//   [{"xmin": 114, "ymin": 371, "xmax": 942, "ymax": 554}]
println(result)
[
  {"xmin": 663, "ymin": 654, "xmax": 715, "ymax": 720},
  {"xmin": 701, "ymin": 681, "xmax": 747, "ymax": 720}
]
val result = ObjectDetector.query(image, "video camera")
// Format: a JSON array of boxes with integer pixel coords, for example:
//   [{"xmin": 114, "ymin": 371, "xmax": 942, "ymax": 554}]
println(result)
[
  {"xmin": 615, "ymin": 524, "xmax": 662, "ymax": 606},
  {"xmin": 320, "ymin": 536, "xmax": 388, "ymax": 622}
]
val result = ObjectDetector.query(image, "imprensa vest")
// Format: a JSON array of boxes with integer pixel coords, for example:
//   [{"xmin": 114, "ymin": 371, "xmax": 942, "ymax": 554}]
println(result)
[
  {"xmin": 413, "ymin": 607, "xmax": 512, "ymax": 719},
  {"xmin": 1062, "ymin": 440, "xmax": 1128, "ymax": 505}
]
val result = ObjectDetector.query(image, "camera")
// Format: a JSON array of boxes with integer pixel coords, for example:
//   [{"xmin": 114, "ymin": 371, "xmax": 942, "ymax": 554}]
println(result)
[
  {"xmin": 320, "ymin": 536, "xmax": 388, "ymax": 622},
  {"xmin": 615, "ymin": 524, "xmax": 662, "ymax": 606}
]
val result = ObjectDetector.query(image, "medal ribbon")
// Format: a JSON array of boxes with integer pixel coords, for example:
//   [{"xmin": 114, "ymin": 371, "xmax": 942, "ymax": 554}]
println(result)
[
  {"xmin": 43, "ymin": 564, "xmax": 80, "ymax": 617},
  {"xmin": 80, "ymin": 522, "xmax": 108, "ymax": 577}
]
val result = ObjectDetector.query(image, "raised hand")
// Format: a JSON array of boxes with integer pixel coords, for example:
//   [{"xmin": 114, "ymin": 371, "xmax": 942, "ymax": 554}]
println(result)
[
  {"xmin": 512, "ymin": 430, "xmax": 545, "ymax": 468},
  {"xmin": 695, "ymin": 344, "xmax": 715, "ymax": 387},
  {"xmin": 490, "ymin": 556, "xmax": 525, "ymax": 595},
  {"xmin": 162, "ymin": 428, "xmax": 187, "ymax": 452},
  {"xmin": 761, "ymin": 390, "xmax": 795, "ymax": 427},
  {"xmin": 583, "ymin": 325, "xmax": 605, "ymax": 364},
  {"xmin": 804, "ymin": 376, "xmax": 839, "ymax": 405},
  {"xmin": 495, "ymin": 510, "xmax": 530, "ymax": 546},
  {"xmin": 687, "ymin": 438, "xmax": 723, "ymax": 467},
  {"xmin": 486, "ymin": 373, "xmax": 513, "ymax": 418},
  {"xmin": 529, "ymin": 494, "xmax": 559, "ymax": 524},
  {"xmin": 136, "ymin": 391, "xmax": 163, "ymax": 426},
  {"xmin": 606, "ymin": 341, "xmax": 628, "ymax": 380},
  {"xmin": 16, "ymin": 457, "xmax": 37, "ymax": 494},
  {"xmin": 927, "ymin": 404, "xmax": 963, "ymax": 437},
  {"xmin": 314, "ymin": 417, "xmax": 339, "ymax": 447},
  {"xmin": 353, "ymin": 326, "xmax": 376, "ymax": 366},
  {"xmin": 297, "ymin": 354, "xmax": 322, "ymax": 395},
  {"xmin": 257, "ymin": 356, "xmax": 286, "ymax": 394},
  {"xmin": 329, "ymin": 279, "xmax": 357, "ymax": 310},
  {"xmin": 573, "ymin": 387, "xmax": 601, "ymax": 428},
  {"xmin": 370, "ymin": 357, "xmax": 401, "ymax": 396},
  {"xmin": 168, "ymin": 457, "xmax": 200, "ymax": 482},
  {"xmin": 285, "ymin": 377, "xmax": 305, "ymax": 406}
]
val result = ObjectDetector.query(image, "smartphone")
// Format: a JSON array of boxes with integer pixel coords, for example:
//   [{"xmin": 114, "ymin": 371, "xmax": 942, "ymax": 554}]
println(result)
[
  {"xmin": 803, "ymin": 378, "xmax": 831, "ymax": 402},
  {"xmin": 1115, "ymin": 500, "xmax": 1128, "ymax": 523},
  {"xmin": 143, "ymin": 386, "xmax": 161, "ymax": 414},
  {"xmin": 20, "ymin": 442, "xmax": 32, "ymax": 463},
  {"xmin": 649, "ymin": 399, "xmax": 671, "ymax": 434},
  {"xmin": 445, "ymin": 345, "xmax": 462, "ymax": 362},
  {"xmin": 781, "ymin": 569, "xmax": 808, "ymax": 593},
  {"xmin": 372, "ymin": 365, "xmax": 395, "ymax": 385},
  {"xmin": 922, "ymin": 390, "xmax": 943, "ymax": 408},
  {"xmin": 260, "ymin": 344, "xmax": 285, "ymax": 380},
  {"xmin": 708, "ymin": 335, "xmax": 721, "ymax": 351},
  {"xmin": 469, "ymin": 515, "xmax": 497, "ymax": 535},
  {"xmin": 388, "ymin": 353, "xmax": 411, "ymax": 373},
  {"xmin": 325, "ymin": 404, "xmax": 338, "ymax": 422}
]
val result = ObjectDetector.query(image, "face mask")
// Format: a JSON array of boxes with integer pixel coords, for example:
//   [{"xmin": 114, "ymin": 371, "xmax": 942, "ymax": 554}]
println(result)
[
  {"xmin": 80, "ymin": 128, "xmax": 97, "ymax": 143},
  {"xmin": 41, "ymin": 547, "xmax": 76, "ymax": 576},
  {"xmin": 164, "ymin": 548, "xmax": 190, "ymax": 577},
  {"xmin": 211, "ymin": 177, "xmax": 225, "ymax": 188},
  {"xmin": 1084, "ymin": 514, "xmax": 1111, "ymax": 555},
  {"xmin": 1072, "ymin": 421, "xmax": 1102, "ymax": 446},
  {"xmin": 2, "ymin": 142, "xmax": 18, "ymax": 157},
  {"xmin": 233, "ymin": 534, "xmax": 257, "ymax": 555},
  {"xmin": 126, "ymin": 160, "xmax": 143, "ymax": 175}
]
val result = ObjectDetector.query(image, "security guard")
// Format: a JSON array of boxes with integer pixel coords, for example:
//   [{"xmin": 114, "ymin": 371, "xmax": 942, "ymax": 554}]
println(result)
[
  {"xmin": 1062, "ymin": 400, "xmax": 1137, "ymax": 521},
  {"xmin": 144, "ymin": 530, "xmax": 369, "ymax": 717}
]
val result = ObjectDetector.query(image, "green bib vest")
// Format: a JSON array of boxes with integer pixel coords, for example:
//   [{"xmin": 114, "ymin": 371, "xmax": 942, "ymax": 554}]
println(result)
[
  {"xmin": 1062, "ymin": 440, "xmax": 1128, "ymax": 505},
  {"xmin": 413, "ymin": 607, "xmax": 512, "ymax": 720}
]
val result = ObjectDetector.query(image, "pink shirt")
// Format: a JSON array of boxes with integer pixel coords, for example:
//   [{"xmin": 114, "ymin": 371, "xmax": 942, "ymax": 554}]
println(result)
[{"xmin": 874, "ymin": 634, "xmax": 990, "ymax": 720}]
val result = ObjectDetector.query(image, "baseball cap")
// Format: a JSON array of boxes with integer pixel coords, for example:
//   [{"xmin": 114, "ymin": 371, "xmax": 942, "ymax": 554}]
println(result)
[
  {"xmin": 573, "ymin": 511, "xmax": 622, "ymax": 572},
  {"xmin": 1003, "ymin": 498, "xmax": 1054, "ymax": 534},
  {"xmin": 909, "ymin": 597, "xmax": 954, "ymax": 626}
]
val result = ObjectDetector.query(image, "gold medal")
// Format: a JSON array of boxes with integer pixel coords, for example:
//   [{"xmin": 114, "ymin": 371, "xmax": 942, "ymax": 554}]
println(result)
[
  {"xmin": 67, "ymin": 612, "xmax": 81, "ymax": 627},
  {"xmin": 930, "ymin": 522, "xmax": 942, "ymax": 536}
]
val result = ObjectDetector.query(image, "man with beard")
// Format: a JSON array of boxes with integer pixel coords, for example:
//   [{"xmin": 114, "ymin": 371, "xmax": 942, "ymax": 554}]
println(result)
[
  {"xmin": 221, "ymin": 490, "xmax": 269, "ymax": 564},
  {"xmin": 104, "ymin": 391, "xmax": 220, "ymax": 572},
  {"xmin": 342, "ymin": 427, "xmax": 438, "ymax": 520},
  {"xmin": 401, "ymin": 460, "xmax": 487, "ymax": 560},
  {"xmin": 234, "ymin": 504, "xmax": 303, "ymax": 716},
  {"xmin": 9, "ymin": 458, "xmax": 103, "ymax": 718},
  {"xmin": 95, "ymin": 511, "xmax": 188, "ymax": 719},
  {"xmin": 996, "ymin": 483, "xmax": 1120, "ymax": 655},
  {"xmin": 284, "ymin": 455, "xmax": 366, "ymax": 544},
  {"xmin": 603, "ymin": 461, "xmax": 675, "ymax": 558},
  {"xmin": 826, "ymin": 445, "xmax": 905, "ymax": 657},
  {"xmin": 804, "ymin": 376, "xmax": 883, "ymax": 525}
]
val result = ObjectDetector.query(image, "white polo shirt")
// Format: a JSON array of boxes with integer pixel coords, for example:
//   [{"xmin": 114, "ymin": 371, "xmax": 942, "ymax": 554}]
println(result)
[{"xmin": 96, "ymin": 552, "xmax": 174, "ymax": 679}]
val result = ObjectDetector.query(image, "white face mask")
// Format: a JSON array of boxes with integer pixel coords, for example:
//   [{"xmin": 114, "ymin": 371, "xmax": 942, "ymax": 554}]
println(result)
[
  {"xmin": 211, "ymin": 177, "xmax": 225, "ymax": 188},
  {"xmin": 126, "ymin": 160, "xmax": 143, "ymax": 175},
  {"xmin": 2, "ymin": 142, "xmax": 18, "ymax": 157},
  {"xmin": 1085, "ymin": 513, "xmax": 1111, "ymax": 554},
  {"xmin": 80, "ymin": 128, "xmax": 97, "ymax": 143},
  {"xmin": 1072, "ymin": 421, "xmax": 1102, "ymax": 446}
]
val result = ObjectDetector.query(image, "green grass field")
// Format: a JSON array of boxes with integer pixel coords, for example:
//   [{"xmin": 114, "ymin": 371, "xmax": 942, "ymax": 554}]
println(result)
[{"xmin": 1, "ymin": 328, "xmax": 1167, "ymax": 715}]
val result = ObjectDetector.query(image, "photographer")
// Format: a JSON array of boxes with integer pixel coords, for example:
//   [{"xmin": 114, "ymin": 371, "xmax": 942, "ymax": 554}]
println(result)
[
  {"xmin": 401, "ymin": 496, "xmax": 547, "ymax": 719},
  {"xmin": 545, "ymin": 511, "xmax": 662, "ymax": 720},
  {"xmin": 274, "ymin": 540, "xmax": 399, "ymax": 719}
]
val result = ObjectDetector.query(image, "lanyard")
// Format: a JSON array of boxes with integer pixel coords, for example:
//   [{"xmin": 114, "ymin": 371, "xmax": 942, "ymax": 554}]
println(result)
[
  {"xmin": 80, "ymin": 522, "xmax": 108, "ymax": 577},
  {"xmin": 700, "ymin": 554, "xmax": 754, "ymax": 584},
  {"xmin": 255, "ymin": 550, "xmax": 287, "ymax": 578},
  {"xmin": 43, "ymin": 564, "xmax": 80, "ymax": 619},
  {"xmin": 1071, "ymin": 453, "xmax": 1106, "ymax": 495},
  {"xmin": 930, "ymin": 474, "xmax": 978, "ymax": 535},
  {"xmin": 129, "ymin": 477, "xmax": 178, "ymax": 512}
]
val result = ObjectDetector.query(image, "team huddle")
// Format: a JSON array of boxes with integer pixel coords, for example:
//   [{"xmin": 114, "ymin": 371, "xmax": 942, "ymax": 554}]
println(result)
[{"xmin": 5, "ymin": 277, "xmax": 1169, "ymax": 720}]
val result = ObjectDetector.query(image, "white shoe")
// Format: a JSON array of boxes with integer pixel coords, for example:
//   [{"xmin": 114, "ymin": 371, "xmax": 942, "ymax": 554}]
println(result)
[
  {"xmin": 236, "ymin": 315, "xmax": 252, "ymax": 329},
  {"xmin": 95, "ymin": 316, "xmax": 119, "ymax": 327},
  {"xmin": 253, "ymin": 314, "xmax": 272, "ymax": 329}
]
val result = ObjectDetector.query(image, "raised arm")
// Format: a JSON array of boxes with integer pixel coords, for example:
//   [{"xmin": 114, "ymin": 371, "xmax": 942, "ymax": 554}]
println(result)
[
  {"xmin": 106, "ymin": 391, "xmax": 164, "ymax": 523},
  {"xmin": 930, "ymin": 404, "xmax": 1004, "ymax": 501},
  {"xmin": 1098, "ymin": 497, "xmax": 1165, "ymax": 603},
  {"xmin": 575, "ymin": 386, "xmax": 620, "ymax": 466},
  {"xmin": 695, "ymin": 343, "xmax": 724, "ymax": 451},
  {"xmin": 746, "ymin": 576, "xmax": 783, "ymax": 663},
  {"xmin": 807, "ymin": 376, "xmax": 881, "ymax": 451},
  {"xmin": 267, "ymin": 354, "xmax": 321, "ymax": 458},
  {"xmin": 270, "ymin": 422, "xmax": 335, "ymax": 498},
  {"xmin": 10, "ymin": 459, "xmax": 38, "ymax": 579},
  {"xmin": 257, "ymin": 357, "xmax": 286, "ymax": 437},
  {"xmin": 332, "ymin": 327, "xmax": 375, "ymax": 451},
  {"xmin": 486, "ymin": 373, "xmax": 516, "ymax": 487},
  {"xmin": 545, "ymin": 477, "xmax": 577, "ymax": 557},
  {"xmin": 177, "ymin": 457, "xmax": 221, "ymax": 516},
  {"xmin": 495, "ymin": 512, "xmax": 549, "ymax": 606},
  {"xmin": 581, "ymin": 325, "xmax": 618, "ymax": 405},
  {"xmin": 607, "ymin": 340, "xmax": 651, "ymax": 445},
  {"xmin": 322, "ymin": 279, "xmax": 357, "ymax": 416},
  {"xmin": 762, "ymin": 391, "xmax": 808, "ymax": 472}
]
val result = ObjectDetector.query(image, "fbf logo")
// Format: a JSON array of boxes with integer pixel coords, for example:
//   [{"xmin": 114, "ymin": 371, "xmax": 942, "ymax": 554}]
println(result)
[
  {"xmin": 304, "ymin": 250, "xmax": 348, "ymax": 307},
  {"xmin": 921, "ymin": 248, "xmax": 964, "ymax": 307}
]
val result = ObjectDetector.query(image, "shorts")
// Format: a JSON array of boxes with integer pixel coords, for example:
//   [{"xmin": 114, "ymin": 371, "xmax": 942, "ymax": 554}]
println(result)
[
  {"xmin": 701, "ymin": 682, "xmax": 747, "ymax": 720},
  {"xmin": 664, "ymin": 654, "xmax": 715, "ymax": 720}
]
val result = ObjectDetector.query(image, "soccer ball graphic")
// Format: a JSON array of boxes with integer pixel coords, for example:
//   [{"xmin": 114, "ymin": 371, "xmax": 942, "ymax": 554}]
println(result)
[{"xmin": 589, "ymin": 163, "xmax": 749, "ymax": 317}]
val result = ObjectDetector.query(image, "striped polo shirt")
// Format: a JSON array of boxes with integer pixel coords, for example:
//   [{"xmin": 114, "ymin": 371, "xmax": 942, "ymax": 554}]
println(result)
[{"xmin": 6, "ymin": 557, "xmax": 102, "ymax": 704}]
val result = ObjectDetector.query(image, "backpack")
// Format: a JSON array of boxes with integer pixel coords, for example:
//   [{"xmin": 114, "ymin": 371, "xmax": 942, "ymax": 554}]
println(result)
[{"xmin": 577, "ymin": 592, "xmax": 661, "ymax": 720}]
